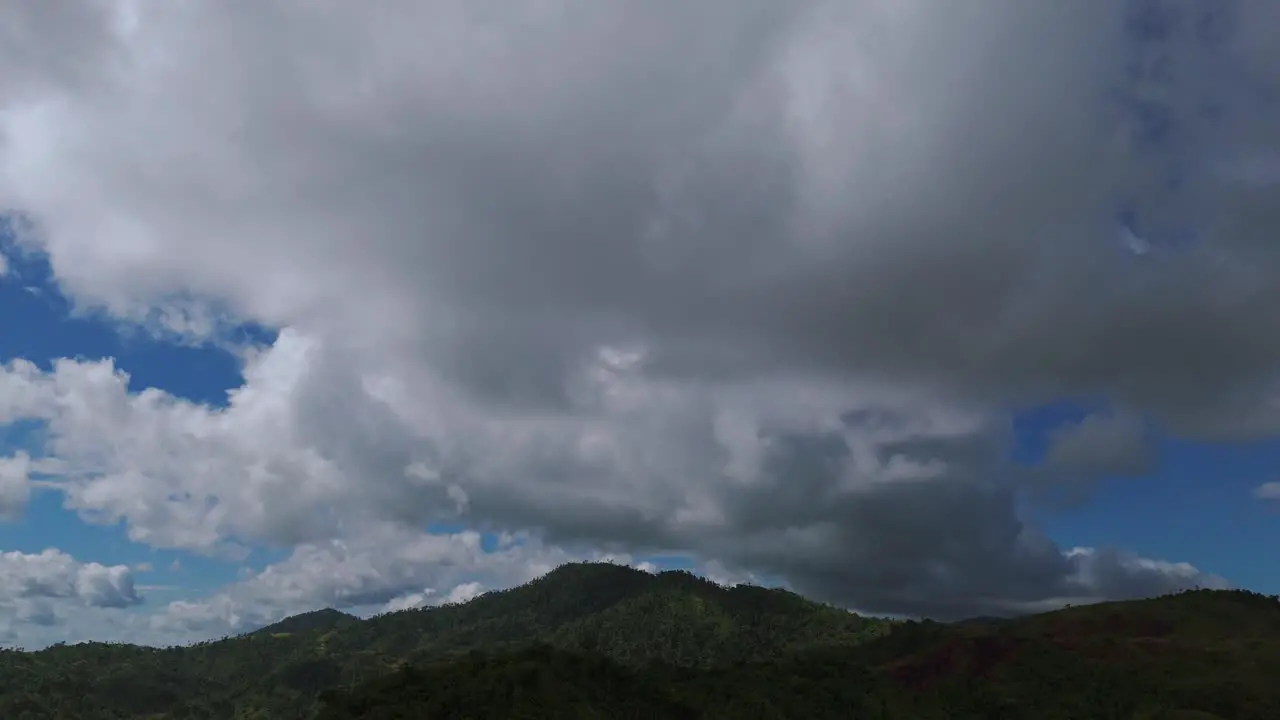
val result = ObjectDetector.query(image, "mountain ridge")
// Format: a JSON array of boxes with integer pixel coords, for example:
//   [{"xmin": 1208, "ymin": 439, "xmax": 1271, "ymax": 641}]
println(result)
[{"xmin": 0, "ymin": 562, "xmax": 1275, "ymax": 718}]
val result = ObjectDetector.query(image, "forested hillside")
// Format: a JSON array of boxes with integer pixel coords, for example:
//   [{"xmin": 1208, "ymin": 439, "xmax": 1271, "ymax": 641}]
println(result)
[{"xmin": 0, "ymin": 563, "xmax": 1277, "ymax": 719}]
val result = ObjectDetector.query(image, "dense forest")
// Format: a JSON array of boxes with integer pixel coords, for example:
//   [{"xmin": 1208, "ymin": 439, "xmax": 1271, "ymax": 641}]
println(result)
[{"xmin": 0, "ymin": 562, "xmax": 1277, "ymax": 718}]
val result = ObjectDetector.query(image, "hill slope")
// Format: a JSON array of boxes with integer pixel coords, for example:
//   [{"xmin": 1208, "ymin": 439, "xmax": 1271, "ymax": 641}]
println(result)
[
  {"xmin": 330, "ymin": 563, "xmax": 887, "ymax": 669},
  {"xmin": 0, "ymin": 564, "xmax": 1276, "ymax": 718},
  {"xmin": 318, "ymin": 588, "xmax": 1280, "ymax": 720}
]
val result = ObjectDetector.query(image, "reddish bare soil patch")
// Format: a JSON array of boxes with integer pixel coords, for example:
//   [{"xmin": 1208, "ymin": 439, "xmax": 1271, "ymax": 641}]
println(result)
[{"xmin": 884, "ymin": 634, "xmax": 1026, "ymax": 692}]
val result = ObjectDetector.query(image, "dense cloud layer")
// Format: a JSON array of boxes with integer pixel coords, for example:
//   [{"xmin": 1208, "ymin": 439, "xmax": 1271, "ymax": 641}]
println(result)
[{"xmin": 0, "ymin": 0, "xmax": 1275, "ymax": 632}]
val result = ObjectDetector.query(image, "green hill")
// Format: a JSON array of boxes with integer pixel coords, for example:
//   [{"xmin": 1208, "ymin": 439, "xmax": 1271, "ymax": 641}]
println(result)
[
  {"xmin": 0, "ymin": 563, "xmax": 887, "ymax": 718},
  {"xmin": 317, "ymin": 587, "xmax": 1280, "ymax": 720},
  {"xmin": 0, "ymin": 563, "xmax": 1276, "ymax": 718}
]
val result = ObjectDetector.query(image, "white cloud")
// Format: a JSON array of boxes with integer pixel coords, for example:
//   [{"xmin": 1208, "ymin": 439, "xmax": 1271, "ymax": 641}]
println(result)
[
  {"xmin": 380, "ymin": 582, "xmax": 486, "ymax": 613},
  {"xmin": 0, "ymin": 545, "xmax": 161, "ymax": 649},
  {"xmin": 151, "ymin": 524, "xmax": 591, "ymax": 637},
  {"xmin": 0, "ymin": 547, "xmax": 140, "ymax": 609},
  {"xmin": 0, "ymin": 336, "xmax": 365, "ymax": 553},
  {"xmin": 696, "ymin": 559, "xmax": 763, "ymax": 588},
  {"xmin": 380, "ymin": 589, "xmax": 435, "ymax": 614},
  {"xmin": 439, "ymin": 581, "xmax": 485, "ymax": 606}
]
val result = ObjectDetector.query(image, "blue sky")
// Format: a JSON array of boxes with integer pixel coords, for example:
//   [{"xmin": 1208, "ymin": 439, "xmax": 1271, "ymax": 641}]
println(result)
[{"xmin": 1013, "ymin": 402, "xmax": 1277, "ymax": 595}]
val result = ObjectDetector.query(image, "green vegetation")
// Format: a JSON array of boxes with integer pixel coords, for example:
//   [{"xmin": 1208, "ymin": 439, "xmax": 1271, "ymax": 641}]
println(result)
[{"xmin": 0, "ymin": 563, "xmax": 1277, "ymax": 718}]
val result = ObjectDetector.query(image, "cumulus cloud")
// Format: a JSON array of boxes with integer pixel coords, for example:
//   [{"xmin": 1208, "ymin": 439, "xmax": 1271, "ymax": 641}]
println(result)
[
  {"xmin": 380, "ymin": 590, "xmax": 436, "ymax": 615},
  {"xmin": 0, "ymin": 545, "xmax": 158, "ymax": 648},
  {"xmin": 152, "ymin": 525, "xmax": 589, "ymax": 636},
  {"xmin": 438, "ymin": 582, "xmax": 486, "ymax": 607},
  {"xmin": 0, "ymin": 0, "xmax": 1271, "ymax": 626},
  {"xmin": 0, "ymin": 548, "xmax": 140, "ymax": 609}
]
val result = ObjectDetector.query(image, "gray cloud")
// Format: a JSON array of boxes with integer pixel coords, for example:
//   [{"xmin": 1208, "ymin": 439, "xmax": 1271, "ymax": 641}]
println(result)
[
  {"xmin": 0, "ymin": 0, "xmax": 119, "ymax": 104},
  {"xmin": 1014, "ymin": 411, "xmax": 1159, "ymax": 511},
  {"xmin": 15, "ymin": 599, "xmax": 57, "ymax": 627},
  {"xmin": 0, "ymin": 0, "xmax": 1270, "ymax": 624},
  {"xmin": 0, "ymin": 452, "xmax": 32, "ymax": 520},
  {"xmin": 1042, "ymin": 413, "xmax": 1154, "ymax": 479},
  {"xmin": 9, "ymin": 0, "xmax": 1270, "ymax": 421}
]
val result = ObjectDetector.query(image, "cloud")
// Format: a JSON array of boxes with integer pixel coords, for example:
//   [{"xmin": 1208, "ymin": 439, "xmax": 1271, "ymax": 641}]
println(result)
[
  {"xmin": 1255, "ymin": 482, "xmax": 1280, "ymax": 500},
  {"xmin": 0, "ymin": 548, "xmax": 140, "ymax": 609},
  {"xmin": 2, "ymin": 345, "xmax": 1221, "ymax": 622},
  {"xmin": 1043, "ymin": 413, "xmax": 1154, "ymax": 478},
  {"xmin": 0, "ymin": 337, "xmax": 480, "ymax": 554},
  {"xmin": 1067, "ymin": 547, "xmax": 1229, "ymax": 597},
  {"xmin": 4, "ymin": 0, "xmax": 1280, "ymax": 433},
  {"xmin": 0, "ymin": 452, "xmax": 32, "ymax": 520},
  {"xmin": 14, "ymin": 598, "xmax": 56, "ymax": 626},
  {"xmin": 438, "ymin": 582, "xmax": 485, "ymax": 606},
  {"xmin": 0, "ymin": 0, "xmax": 1269, "ymax": 626},
  {"xmin": 152, "ymin": 525, "xmax": 587, "ymax": 636},
  {"xmin": 0, "ymin": 600, "xmax": 161, "ymax": 650},
  {"xmin": 380, "ymin": 590, "xmax": 435, "ymax": 614},
  {"xmin": 1026, "ymin": 411, "xmax": 1157, "ymax": 508}
]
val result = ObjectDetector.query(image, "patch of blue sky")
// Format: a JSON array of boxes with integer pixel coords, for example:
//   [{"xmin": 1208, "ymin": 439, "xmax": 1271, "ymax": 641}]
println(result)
[
  {"xmin": 1011, "ymin": 401, "xmax": 1279, "ymax": 594},
  {"xmin": 0, "ymin": 231, "xmax": 284, "ymax": 601},
  {"xmin": 0, "ymin": 235, "xmax": 275, "ymax": 407}
]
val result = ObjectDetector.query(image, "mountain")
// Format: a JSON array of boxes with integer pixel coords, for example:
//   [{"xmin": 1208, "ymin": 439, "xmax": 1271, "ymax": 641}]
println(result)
[
  {"xmin": 0, "ymin": 563, "xmax": 1277, "ymax": 719},
  {"xmin": 331, "ymin": 563, "xmax": 888, "ymax": 668},
  {"xmin": 250, "ymin": 608, "xmax": 360, "ymax": 638},
  {"xmin": 0, "ymin": 563, "xmax": 887, "ymax": 718},
  {"xmin": 318, "ymin": 586, "xmax": 1280, "ymax": 720}
]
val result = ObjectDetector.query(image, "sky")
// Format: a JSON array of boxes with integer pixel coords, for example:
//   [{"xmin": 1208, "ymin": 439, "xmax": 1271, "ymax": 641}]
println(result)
[{"xmin": 0, "ymin": 0, "xmax": 1278, "ymax": 648}]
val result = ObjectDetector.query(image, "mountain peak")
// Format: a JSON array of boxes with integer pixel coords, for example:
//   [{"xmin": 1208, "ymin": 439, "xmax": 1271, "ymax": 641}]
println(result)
[{"xmin": 252, "ymin": 607, "xmax": 360, "ymax": 637}]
